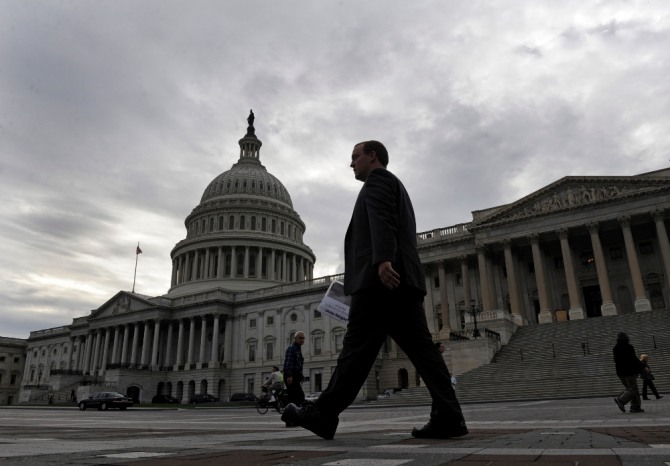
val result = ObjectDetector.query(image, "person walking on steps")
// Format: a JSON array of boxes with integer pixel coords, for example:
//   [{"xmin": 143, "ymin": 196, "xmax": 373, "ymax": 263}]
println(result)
[
  {"xmin": 613, "ymin": 332, "xmax": 645, "ymax": 413},
  {"xmin": 640, "ymin": 354, "xmax": 663, "ymax": 400},
  {"xmin": 281, "ymin": 140, "xmax": 468, "ymax": 440}
]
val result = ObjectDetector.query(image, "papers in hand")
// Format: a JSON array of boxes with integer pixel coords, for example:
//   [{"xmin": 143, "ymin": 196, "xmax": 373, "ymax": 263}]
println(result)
[{"xmin": 317, "ymin": 280, "xmax": 350, "ymax": 322}]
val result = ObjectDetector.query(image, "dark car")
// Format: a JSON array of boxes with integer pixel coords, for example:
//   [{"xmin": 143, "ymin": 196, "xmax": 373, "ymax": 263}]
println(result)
[
  {"xmin": 78, "ymin": 392, "xmax": 133, "ymax": 411},
  {"xmin": 230, "ymin": 392, "xmax": 258, "ymax": 402},
  {"xmin": 152, "ymin": 394, "xmax": 180, "ymax": 404},
  {"xmin": 190, "ymin": 393, "xmax": 220, "ymax": 404}
]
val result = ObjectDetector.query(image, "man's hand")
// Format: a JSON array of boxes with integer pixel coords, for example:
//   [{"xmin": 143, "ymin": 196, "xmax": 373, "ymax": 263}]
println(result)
[{"xmin": 378, "ymin": 261, "xmax": 400, "ymax": 289}]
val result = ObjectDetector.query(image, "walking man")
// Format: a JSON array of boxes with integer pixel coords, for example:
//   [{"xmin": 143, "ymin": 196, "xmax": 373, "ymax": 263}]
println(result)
[
  {"xmin": 282, "ymin": 140, "xmax": 468, "ymax": 439},
  {"xmin": 283, "ymin": 331, "xmax": 306, "ymax": 412},
  {"xmin": 613, "ymin": 331, "xmax": 644, "ymax": 413}
]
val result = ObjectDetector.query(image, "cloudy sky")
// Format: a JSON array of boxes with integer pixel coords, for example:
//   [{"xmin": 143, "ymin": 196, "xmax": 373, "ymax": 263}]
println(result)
[{"xmin": 2, "ymin": 1, "xmax": 669, "ymax": 339}]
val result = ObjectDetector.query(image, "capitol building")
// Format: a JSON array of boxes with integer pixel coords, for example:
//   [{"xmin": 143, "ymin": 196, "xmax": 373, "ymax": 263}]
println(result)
[{"xmin": 11, "ymin": 113, "xmax": 670, "ymax": 405}]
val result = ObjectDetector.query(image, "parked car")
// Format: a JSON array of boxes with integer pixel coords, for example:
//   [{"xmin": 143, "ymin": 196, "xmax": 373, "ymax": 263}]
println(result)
[
  {"xmin": 152, "ymin": 394, "xmax": 180, "ymax": 404},
  {"xmin": 190, "ymin": 393, "xmax": 220, "ymax": 404},
  {"xmin": 230, "ymin": 392, "xmax": 258, "ymax": 402},
  {"xmin": 78, "ymin": 392, "xmax": 133, "ymax": 411},
  {"xmin": 305, "ymin": 391, "xmax": 322, "ymax": 403}
]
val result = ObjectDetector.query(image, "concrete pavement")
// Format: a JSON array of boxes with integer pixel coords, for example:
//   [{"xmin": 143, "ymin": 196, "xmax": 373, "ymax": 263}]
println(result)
[{"xmin": 1, "ymin": 396, "xmax": 670, "ymax": 465}]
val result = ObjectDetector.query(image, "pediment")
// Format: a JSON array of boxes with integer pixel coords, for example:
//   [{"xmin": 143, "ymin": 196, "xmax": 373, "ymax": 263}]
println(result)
[
  {"xmin": 473, "ymin": 175, "xmax": 670, "ymax": 227},
  {"xmin": 89, "ymin": 292, "xmax": 157, "ymax": 319}
]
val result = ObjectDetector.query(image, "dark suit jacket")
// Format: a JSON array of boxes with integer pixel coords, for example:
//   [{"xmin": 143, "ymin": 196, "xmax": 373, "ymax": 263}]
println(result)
[{"xmin": 343, "ymin": 168, "xmax": 426, "ymax": 297}]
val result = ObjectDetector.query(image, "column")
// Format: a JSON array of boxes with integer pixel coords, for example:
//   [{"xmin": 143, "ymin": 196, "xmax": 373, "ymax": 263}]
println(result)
[
  {"xmin": 66, "ymin": 337, "xmax": 74, "ymax": 370},
  {"xmin": 92, "ymin": 331, "xmax": 102, "ymax": 372},
  {"xmin": 165, "ymin": 321, "xmax": 174, "ymax": 367},
  {"xmin": 223, "ymin": 316, "xmax": 233, "ymax": 367},
  {"xmin": 476, "ymin": 244, "xmax": 493, "ymax": 311},
  {"xmin": 231, "ymin": 246, "xmax": 237, "ymax": 277},
  {"xmin": 529, "ymin": 234, "xmax": 553, "ymax": 323},
  {"xmin": 187, "ymin": 317, "xmax": 196, "ymax": 366},
  {"xmin": 557, "ymin": 229, "xmax": 585, "ymax": 320},
  {"xmin": 423, "ymin": 266, "xmax": 436, "ymax": 334},
  {"xmin": 502, "ymin": 240, "xmax": 524, "ymax": 325},
  {"xmin": 257, "ymin": 248, "xmax": 264, "ymax": 279},
  {"xmin": 652, "ymin": 209, "xmax": 670, "ymax": 294},
  {"xmin": 210, "ymin": 314, "xmax": 220, "ymax": 366},
  {"xmin": 587, "ymin": 222, "xmax": 617, "ymax": 315},
  {"xmin": 217, "ymin": 247, "xmax": 224, "ymax": 278},
  {"xmin": 110, "ymin": 326, "xmax": 120, "ymax": 365},
  {"xmin": 151, "ymin": 319, "xmax": 161, "ymax": 367},
  {"xmin": 270, "ymin": 250, "xmax": 276, "ymax": 280},
  {"xmin": 120, "ymin": 324, "xmax": 130, "ymax": 365},
  {"xmin": 204, "ymin": 248, "xmax": 211, "ymax": 279},
  {"xmin": 100, "ymin": 329, "xmax": 110, "ymax": 374},
  {"xmin": 199, "ymin": 316, "xmax": 207, "ymax": 365},
  {"xmin": 460, "ymin": 255, "xmax": 471, "ymax": 306},
  {"xmin": 437, "ymin": 260, "xmax": 451, "ymax": 334},
  {"xmin": 140, "ymin": 321, "xmax": 151, "ymax": 365},
  {"xmin": 283, "ymin": 251, "xmax": 288, "ymax": 282},
  {"xmin": 171, "ymin": 259, "xmax": 178, "ymax": 286},
  {"xmin": 192, "ymin": 250, "xmax": 199, "ymax": 279},
  {"xmin": 175, "ymin": 319, "xmax": 185, "ymax": 367},
  {"xmin": 130, "ymin": 323, "xmax": 140, "ymax": 365},
  {"xmin": 185, "ymin": 254, "xmax": 192, "ymax": 281},
  {"xmin": 619, "ymin": 216, "xmax": 652, "ymax": 312}
]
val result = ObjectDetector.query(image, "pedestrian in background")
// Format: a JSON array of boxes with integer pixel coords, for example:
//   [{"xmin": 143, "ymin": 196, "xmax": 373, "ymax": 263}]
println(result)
[
  {"xmin": 613, "ymin": 332, "xmax": 644, "ymax": 413},
  {"xmin": 640, "ymin": 354, "xmax": 663, "ymax": 400}
]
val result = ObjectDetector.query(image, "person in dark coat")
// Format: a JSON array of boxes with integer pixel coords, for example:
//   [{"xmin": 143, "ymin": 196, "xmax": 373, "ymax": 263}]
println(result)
[
  {"xmin": 640, "ymin": 354, "xmax": 663, "ymax": 400},
  {"xmin": 613, "ymin": 332, "xmax": 644, "ymax": 413},
  {"xmin": 282, "ymin": 140, "xmax": 467, "ymax": 440}
]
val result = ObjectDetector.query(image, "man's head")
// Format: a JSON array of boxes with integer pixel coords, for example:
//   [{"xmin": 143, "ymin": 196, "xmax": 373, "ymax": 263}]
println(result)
[
  {"xmin": 350, "ymin": 140, "xmax": 388, "ymax": 181},
  {"xmin": 272, "ymin": 366, "xmax": 280, "ymax": 372},
  {"xmin": 616, "ymin": 332, "xmax": 629, "ymax": 344},
  {"xmin": 294, "ymin": 331, "xmax": 305, "ymax": 346}
]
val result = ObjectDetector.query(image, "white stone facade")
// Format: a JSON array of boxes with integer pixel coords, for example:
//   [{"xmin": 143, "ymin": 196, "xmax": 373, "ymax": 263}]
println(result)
[{"xmin": 15, "ymin": 115, "xmax": 670, "ymax": 403}]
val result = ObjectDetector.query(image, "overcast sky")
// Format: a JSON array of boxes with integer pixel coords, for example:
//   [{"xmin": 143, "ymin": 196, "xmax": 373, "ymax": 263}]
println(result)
[{"xmin": 2, "ymin": 1, "xmax": 669, "ymax": 339}]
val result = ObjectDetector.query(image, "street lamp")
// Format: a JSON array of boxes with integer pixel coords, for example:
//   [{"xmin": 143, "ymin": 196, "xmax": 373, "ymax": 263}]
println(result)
[{"xmin": 468, "ymin": 301, "xmax": 482, "ymax": 339}]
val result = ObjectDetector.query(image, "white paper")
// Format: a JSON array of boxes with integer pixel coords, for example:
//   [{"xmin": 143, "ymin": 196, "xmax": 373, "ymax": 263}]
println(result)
[{"xmin": 317, "ymin": 280, "xmax": 350, "ymax": 322}]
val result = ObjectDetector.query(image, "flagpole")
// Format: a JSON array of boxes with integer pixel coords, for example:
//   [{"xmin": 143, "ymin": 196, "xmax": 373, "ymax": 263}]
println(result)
[{"xmin": 132, "ymin": 242, "xmax": 140, "ymax": 293}]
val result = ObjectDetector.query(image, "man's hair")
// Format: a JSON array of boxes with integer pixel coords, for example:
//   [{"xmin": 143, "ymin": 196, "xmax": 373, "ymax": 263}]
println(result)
[
  {"xmin": 359, "ymin": 140, "xmax": 389, "ymax": 167},
  {"xmin": 616, "ymin": 332, "xmax": 629, "ymax": 344},
  {"xmin": 295, "ymin": 331, "xmax": 305, "ymax": 339},
  {"xmin": 273, "ymin": 366, "xmax": 279, "ymax": 371}
]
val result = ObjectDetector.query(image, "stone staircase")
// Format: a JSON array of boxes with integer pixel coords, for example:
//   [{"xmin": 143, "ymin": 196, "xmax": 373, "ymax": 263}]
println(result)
[{"xmin": 375, "ymin": 310, "xmax": 670, "ymax": 405}]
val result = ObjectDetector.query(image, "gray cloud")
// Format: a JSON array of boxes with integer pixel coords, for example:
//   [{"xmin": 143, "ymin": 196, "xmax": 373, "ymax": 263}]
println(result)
[{"xmin": 1, "ymin": 1, "xmax": 669, "ymax": 338}]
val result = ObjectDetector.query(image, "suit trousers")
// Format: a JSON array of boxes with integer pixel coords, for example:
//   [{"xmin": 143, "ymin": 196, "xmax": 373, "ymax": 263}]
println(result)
[
  {"xmin": 316, "ymin": 286, "xmax": 465, "ymax": 426},
  {"xmin": 286, "ymin": 374, "xmax": 305, "ymax": 406},
  {"xmin": 618, "ymin": 374, "xmax": 642, "ymax": 409}
]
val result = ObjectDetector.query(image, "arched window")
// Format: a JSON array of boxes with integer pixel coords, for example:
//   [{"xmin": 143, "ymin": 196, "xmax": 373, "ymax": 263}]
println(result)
[
  {"xmin": 251, "ymin": 216, "xmax": 256, "ymax": 230},
  {"xmin": 261, "ymin": 217, "xmax": 267, "ymax": 232},
  {"xmin": 229, "ymin": 215, "xmax": 235, "ymax": 229},
  {"xmin": 240, "ymin": 215, "xmax": 246, "ymax": 230},
  {"xmin": 209, "ymin": 218, "xmax": 214, "ymax": 232},
  {"xmin": 271, "ymin": 219, "xmax": 276, "ymax": 233},
  {"xmin": 218, "ymin": 216, "xmax": 224, "ymax": 230}
]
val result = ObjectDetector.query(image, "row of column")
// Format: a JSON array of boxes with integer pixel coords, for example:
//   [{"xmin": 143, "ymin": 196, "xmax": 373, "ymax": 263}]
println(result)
[
  {"xmin": 171, "ymin": 246, "xmax": 314, "ymax": 286},
  {"xmin": 66, "ymin": 315, "xmax": 233, "ymax": 375},
  {"xmin": 427, "ymin": 212, "xmax": 670, "ymax": 331}
]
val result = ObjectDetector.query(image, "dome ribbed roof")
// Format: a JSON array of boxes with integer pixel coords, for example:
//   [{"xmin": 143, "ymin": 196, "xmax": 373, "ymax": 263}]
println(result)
[{"xmin": 200, "ymin": 160, "xmax": 293, "ymax": 207}]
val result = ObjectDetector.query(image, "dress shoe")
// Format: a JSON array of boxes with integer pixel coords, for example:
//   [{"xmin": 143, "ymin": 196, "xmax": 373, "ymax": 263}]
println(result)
[
  {"xmin": 657, "ymin": 395, "xmax": 664, "ymax": 399},
  {"xmin": 614, "ymin": 397, "xmax": 625, "ymax": 413},
  {"xmin": 643, "ymin": 397, "xmax": 651, "ymax": 400},
  {"xmin": 630, "ymin": 407, "xmax": 645, "ymax": 413},
  {"xmin": 281, "ymin": 402, "xmax": 339, "ymax": 440},
  {"xmin": 411, "ymin": 420, "xmax": 469, "ymax": 439}
]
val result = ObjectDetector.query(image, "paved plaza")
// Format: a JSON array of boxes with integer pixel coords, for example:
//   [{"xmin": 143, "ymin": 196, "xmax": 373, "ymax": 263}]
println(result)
[{"xmin": 2, "ymin": 397, "xmax": 670, "ymax": 465}]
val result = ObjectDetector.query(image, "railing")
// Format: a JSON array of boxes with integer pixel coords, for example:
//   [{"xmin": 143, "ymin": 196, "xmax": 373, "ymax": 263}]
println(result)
[{"xmin": 484, "ymin": 328, "xmax": 501, "ymax": 341}]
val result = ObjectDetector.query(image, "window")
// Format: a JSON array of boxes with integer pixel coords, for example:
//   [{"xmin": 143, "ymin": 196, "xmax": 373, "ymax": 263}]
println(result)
[
  {"xmin": 280, "ymin": 222, "xmax": 285, "ymax": 235},
  {"xmin": 219, "ymin": 216, "xmax": 224, "ymax": 230},
  {"xmin": 10, "ymin": 374, "xmax": 17, "ymax": 385},
  {"xmin": 455, "ymin": 273, "xmax": 463, "ymax": 285},
  {"xmin": 229, "ymin": 215, "xmax": 234, "ymax": 229},
  {"xmin": 0, "ymin": 356, "xmax": 5, "ymax": 362},
  {"xmin": 266, "ymin": 316, "xmax": 274, "ymax": 326},
  {"xmin": 335, "ymin": 334, "xmax": 343, "ymax": 352},
  {"xmin": 272, "ymin": 219, "xmax": 276, "ymax": 233},
  {"xmin": 240, "ymin": 215, "xmax": 246, "ymax": 230},
  {"xmin": 314, "ymin": 336, "xmax": 322, "ymax": 356},
  {"xmin": 639, "ymin": 241, "xmax": 654, "ymax": 255},
  {"xmin": 527, "ymin": 262, "xmax": 535, "ymax": 274},
  {"xmin": 261, "ymin": 217, "xmax": 267, "ymax": 232},
  {"xmin": 609, "ymin": 247, "xmax": 623, "ymax": 260},
  {"xmin": 433, "ymin": 275, "xmax": 440, "ymax": 289},
  {"xmin": 313, "ymin": 308, "xmax": 322, "ymax": 319},
  {"xmin": 249, "ymin": 319, "xmax": 256, "ymax": 329},
  {"xmin": 290, "ymin": 313, "xmax": 297, "ymax": 322},
  {"xmin": 251, "ymin": 216, "xmax": 256, "ymax": 230},
  {"xmin": 42, "ymin": 350, "xmax": 46, "ymax": 356},
  {"xmin": 0, "ymin": 374, "xmax": 2, "ymax": 384},
  {"xmin": 247, "ymin": 377, "xmax": 255, "ymax": 394},
  {"xmin": 266, "ymin": 342, "xmax": 274, "ymax": 360},
  {"xmin": 13, "ymin": 357, "xmax": 19, "ymax": 363},
  {"xmin": 248, "ymin": 345, "xmax": 256, "ymax": 362},
  {"xmin": 209, "ymin": 218, "xmax": 214, "ymax": 231}
]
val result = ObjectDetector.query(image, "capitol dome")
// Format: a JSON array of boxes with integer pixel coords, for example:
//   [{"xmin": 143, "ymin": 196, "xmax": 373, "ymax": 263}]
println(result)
[{"xmin": 167, "ymin": 111, "xmax": 315, "ymax": 296}]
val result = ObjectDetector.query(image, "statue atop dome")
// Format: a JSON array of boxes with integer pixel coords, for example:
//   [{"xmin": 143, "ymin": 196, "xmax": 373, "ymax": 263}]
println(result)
[{"xmin": 246, "ymin": 109, "xmax": 256, "ymax": 136}]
